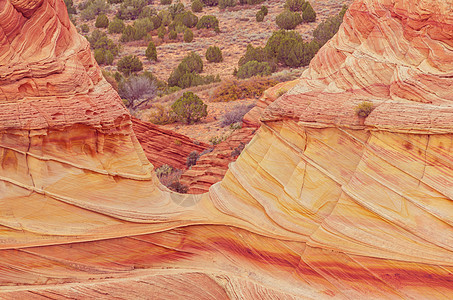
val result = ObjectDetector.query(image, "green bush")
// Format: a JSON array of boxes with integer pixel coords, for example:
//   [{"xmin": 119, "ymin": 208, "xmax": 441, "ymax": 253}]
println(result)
[
  {"xmin": 256, "ymin": 10, "xmax": 265, "ymax": 22},
  {"xmin": 191, "ymin": 0, "xmax": 203, "ymax": 12},
  {"xmin": 171, "ymin": 92, "xmax": 207, "ymax": 124},
  {"xmin": 95, "ymin": 14, "xmax": 109, "ymax": 28},
  {"xmin": 276, "ymin": 10, "xmax": 301, "ymax": 30},
  {"xmin": 80, "ymin": 0, "xmax": 108, "ymax": 21},
  {"xmin": 108, "ymin": 17, "xmax": 125, "ymax": 33},
  {"xmin": 159, "ymin": 10, "xmax": 172, "ymax": 26},
  {"xmin": 313, "ymin": 5, "xmax": 346, "ymax": 46},
  {"xmin": 168, "ymin": 52, "xmax": 203, "ymax": 86},
  {"xmin": 196, "ymin": 15, "xmax": 219, "ymax": 31},
  {"xmin": 117, "ymin": 55, "xmax": 143, "ymax": 76},
  {"xmin": 104, "ymin": 51, "xmax": 114, "ymax": 65},
  {"xmin": 150, "ymin": 15, "xmax": 163, "ymax": 29},
  {"xmin": 108, "ymin": 0, "xmax": 123, "ymax": 3},
  {"xmin": 81, "ymin": 23, "xmax": 90, "ymax": 33},
  {"xmin": 139, "ymin": 6, "xmax": 155, "ymax": 18},
  {"xmin": 219, "ymin": 0, "xmax": 236, "ymax": 9},
  {"xmin": 116, "ymin": 0, "xmax": 147, "ymax": 20},
  {"xmin": 186, "ymin": 151, "xmax": 199, "ymax": 167},
  {"xmin": 206, "ymin": 46, "xmax": 223, "ymax": 63},
  {"xmin": 284, "ymin": 0, "xmax": 304, "ymax": 11},
  {"xmin": 157, "ymin": 25, "xmax": 166, "ymax": 39},
  {"xmin": 169, "ymin": 2, "xmax": 185, "ymax": 18},
  {"xmin": 202, "ymin": 0, "xmax": 218, "ymax": 6},
  {"xmin": 88, "ymin": 30, "xmax": 120, "ymax": 56},
  {"xmin": 302, "ymin": 1, "xmax": 316, "ymax": 22},
  {"xmin": 120, "ymin": 25, "xmax": 137, "ymax": 42},
  {"xmin": 145, "ymin": 41, "xmax": 157, "ymax": 61},
  {"xmin": 160, "ymin": 0, "xmax": 172, "ymax": 4},
  {"xmin": 173, "ymin": 11, "xmax": 198, "ymax": 28},
  {"xmin": 184, "ymin": 28, "xmax": 194, "ymax": 42},
  {"xmin": 238, "ymin": 0, "xmax": 263, "ymax": 5},
  {"xmin": 64, "ymin": 0, "xmax": 77, "ymax": 14},
  {"xmin": 260, "ymin": 5, "xmax": 268, "ymax": 15},
  {"xmin": 236, "ymin": 61, "xmax": 271, "ymax": 79},
  {"xmin": 169, "ymin": 30, "xmax": 178, "ymax": 40},
  {"xmin": 133, "ymin": 17, "xmax": 153, "ymax": 39}
]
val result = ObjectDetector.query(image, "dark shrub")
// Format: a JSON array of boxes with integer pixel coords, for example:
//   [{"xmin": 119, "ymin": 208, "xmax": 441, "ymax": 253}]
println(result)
[
  {"xmin": 158, "ymin": 25, "xmax": 166, "ymax": 39},
  {"xmin": 191, "ymin": 0, "xmax": 203, "ymax": 12},
  {"xmin": 302, "ymin": 2, "xmax": 316, "ymax": 22},
  {"xmin": 168, "ymin": 181, "xmax": 188, "ymax": 193},
  {"xmin": 95, "ymin": 14, "xmax": 109, "ymax": 28},
  {"xmin": 284, "ymin": 0, "xmax": 304, "ymax": 11},
  {"xmin": 64, "ymin": 0, "xmax": 77, "ymax": 14},
  {"xmin": 174, "ymin": 11, "xmax": 199, "ymax": 28},
  {"xmin": 116, "ymin": 0, "xmax": 147, "ymax": 20},
  {"xmin": 196, "ymin": 15, "xmax": 219, "ymax": 30},
  {"xmin": 219, "ymin": 0, "xmax": 236, "ymax": 9},
  {"xmin": 256, "ymin": 10, "xmax": 265, "ymax": 22},
  {"xmin": 120, "ymin": 25, "xmax": 137, "ymax": 42},
  {"xmin": 108, "ymin": 17, "xmax": 125, "ymax": 33},
  {"xmin": 171, "ymin": 91, "xmax": 207, "ymax": 124},
  {"xmin": 355, "ymin": 101, "xmax": 373, "ymax": 117},
  {"xmin": 186, "ymin": 151, "xmax": 199, "ymax": 167},
  {"xmin": 160, "ymin": 0, "xmax": 172, "ymax": 4},
  {"xmin": 117, "ymin": 55, "xmax": 143, "ymax": 76},
  {"xmin": 236, "ymin": 61, "xmax": 271, "ymax": 79},
  {"xmin": 202, "ymin": 0, "xmax": 218, "ymax": 6},
  {"xmin": 81, "ymin": 23, "xmax": 90, "ymax": 33},
  {"xmin": 313, "ymin": 5, "xmax": 346, "ymax": 46},
  {"xmin": 168, "ymin": 30, "xmax": 178, "ymax": 40},
  {"xmin": 145, "ymin": 41, "xmax": 157, "ymax": 61},
  {"xmin": 80, "ymin": 0, "xmax": 108, "ymax": 21},
  {"xmin": 184, "ymin": 28, "xmax": 194, "ymax": 42},
  {"xmin": 260, "ymin": 5, "xmax": 268, "ymax": 15},
  {"xmin": 205, "ymin": 46, "xmax": 223, "ymax": 63},
  {"xmin": 276, "ymin": 10, "xmax": 301, "ymax": 30}
]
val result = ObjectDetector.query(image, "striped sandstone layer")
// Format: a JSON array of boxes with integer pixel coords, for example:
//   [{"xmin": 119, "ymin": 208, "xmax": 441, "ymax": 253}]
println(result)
[{"xmin": 0, "ymin": 0, "xmax": 452, "ymax": 299}]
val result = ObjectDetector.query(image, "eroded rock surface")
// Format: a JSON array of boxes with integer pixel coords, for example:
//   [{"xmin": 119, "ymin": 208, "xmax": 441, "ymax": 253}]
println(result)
[{"xmin": 0, "ymin": 0, "xmax": 452, "ymax": 298}]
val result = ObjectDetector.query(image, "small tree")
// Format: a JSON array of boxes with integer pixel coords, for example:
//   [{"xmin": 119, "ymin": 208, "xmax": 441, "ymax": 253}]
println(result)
[
  {"xmin": 117, "ymin": 55, "xmax": 143, "ymax": 76},
  {"xmin": 95, "ymin": 14, "xmax": 109, "ymax": 28},
  {"xmin": 302, "ymin": 2, "xmax": 316, "ymax": 22},
  {"xmin": 284, "ymin": 0, "xmax": 304, "ymax": 11},
  {"xmin": 256, "ymin": 10, "xmax": 265, "ymax": 22},
  {"xmin": 171, "ymin": 92, "xmax": 207, "ymax": 124},
  {"xmin": 109, "ymin": 17, "xmax": 125, "ymax": 33},
  {"xmin": 276, "ymin": 10, "xmax": 301, "ymax": 30},
  {"xmin": 196, "ymin": 15, "xmax": 219, "ymax": 30},
  {"xmin": 205, "ymin": 46, "xmax": 223, "ymax": 63},
  {"xmin": 184, "ymin": 28, "xmax": 194, "ymax": 42},
  {"xmin": 191, "ymin": 0, "xmax": 203, "ymax": 12},
  {"xmin": 145, "ymin": 41, "xmax": 157, "ymax": 61},
  {"xmin": 157, "ymin": 25, "xmax": 166, "ymax": 39},
  {"xmin": 236, "ymin": 60, "xmax": 271, "ymax": 79},
  {"xmin": 169, "ymin": 30, "xmax": 178, "ymax": 40},
  {"xmin": 260, "ymin": 5, "xmax": 268, "ymax": 15},
  {"xmin": 186, "ymin": 151, "xmax": 199, "ymax": 167}
]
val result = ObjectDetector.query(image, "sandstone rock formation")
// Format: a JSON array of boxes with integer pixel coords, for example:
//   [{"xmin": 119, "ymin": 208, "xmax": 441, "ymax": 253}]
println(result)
[
  {"xmin": 132, "ymin": 118, "xmax": 208, "ymax": 170},
  {"xmin": 1, "ymin": 0, "xmax": 453, "ymax": 299}
]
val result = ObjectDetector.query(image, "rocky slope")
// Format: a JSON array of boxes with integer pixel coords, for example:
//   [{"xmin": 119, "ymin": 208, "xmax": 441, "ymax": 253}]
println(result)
[{"xmin": 1, "ymin": 0, "xmax": 452, "ymax": 298}]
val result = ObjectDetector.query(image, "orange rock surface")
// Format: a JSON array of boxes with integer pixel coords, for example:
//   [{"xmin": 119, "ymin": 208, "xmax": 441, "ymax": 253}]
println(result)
[{"xmin": 1, "ymin": 0, "xmax": 453, "ymax": 298}]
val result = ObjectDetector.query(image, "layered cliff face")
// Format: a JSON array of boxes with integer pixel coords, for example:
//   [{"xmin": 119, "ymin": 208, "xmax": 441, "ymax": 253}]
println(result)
[{"xmin": 1, "ymin": 0, "xmax": 453, "ymax": 299}]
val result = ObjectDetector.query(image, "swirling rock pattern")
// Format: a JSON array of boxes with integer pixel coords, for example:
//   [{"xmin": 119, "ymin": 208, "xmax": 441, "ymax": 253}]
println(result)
[{"xmin": 0, "ymin": 0, "xmax": 452, "ymax": 298}]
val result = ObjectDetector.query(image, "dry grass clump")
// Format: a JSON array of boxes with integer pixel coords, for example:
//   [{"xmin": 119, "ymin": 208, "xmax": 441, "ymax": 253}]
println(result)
[
  {"xmin": 220, "ymin": 104, "xmax": 255, "ymax": 127},
  {"xmin": 211, "ymin": 77, "xmax": 279, "ymax": 102},
  {"xmin": 147, "ymin": 104, "xmax": 177, "ymax": 125}
]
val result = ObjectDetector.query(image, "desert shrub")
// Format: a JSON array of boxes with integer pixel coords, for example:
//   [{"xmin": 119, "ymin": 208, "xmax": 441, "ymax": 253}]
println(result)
[
  {"xmin": 94, "ymin": 49, "xmax": 114, "ymax": 65},
  {"xmin": 168, "ymin": 52, "xmax": 203, "ymax": 86},
  {"xmin": 313, "ymin": 5, "xmax": 346, "ymax": 46},
  {"xmin": 202, "ymin": 0, "xmax": 218, "ymax": 6},
  {"xmin": 157, "ymin": 25, "xmax": 166, "ymax": 39},
  {"xmin": 145, "ymin": 41, "xmax": 157, "ymax": 61},
  {"xmin": 168, "ymin": 30, "xmax": 178, "ymax": 40},
  {"xmin": 284, "ymin": 0, "xmax": 304, "ymax": 11},
  {"xmin": 95, "ymin": 14, "xmax": 109, "ymax": 28},
  {"xmin": 239, "ymin": 0, "xmax": 263, "ymax": 5},
  {"xmin": 236, "ymin": 61, "xmax": 271, "ymax": 79},
  {"xmin": 116, "ymin": 0, "xmax": 147, "ymax": 20},
  {"xmin": 209, "ymin": 135, "xmax": 225, "ymax": 145},
  {"xmin": 239, "ymin": 44, "xmax": 276, "ymax": 71},
  {"xmin": 148, "ymin": 104, "xmax": 177, "ymax": 124},
  {"xmin": 169, "ymin": 2, "xmax": 185, "ymax": 18},
  {"xmin": 212, "ymin": 77, "xmax": 278, "ymax": 102},
  {"xmin": 159, "ymin": 10, "xmax": 172, "ymax": 26},
  {"xmin": 117, "ymin": 55, "xmax": 143, "ymax": 76},
  {"xmin": 108, "ymin": 17, "xmax": 125, "ymax": 33},
  {"xmin": 184, "ymin": 28, "xmax": 194, "ymax": 42},
  {"xmin": 80, "ymin": 0, "xmax": 108, "ymax": 21},
  {"xmin": 231, "ymin": 142, "xmax": 245, "ymax": 157},
  {"xmin": 168, "ymin": 181, "xmax": 188, "ymax": 193},
  {"xmin": 219, "ymin": 0, "xmax": 236, "ymax": 9},
  {"xmin": 191, "ymin": 0, "xmax": 203, "ymax": 12},
  {"xmin": 80, "ymin": 23, "xmax": 90, "ymax": 33},
  {"xmin": 150, "ymin": 15, "xmax": 162, "ymax": 29},
  {"xmin": 276, "ymin": 10, "xmax": 301, "ymax": 30},
  {"xmin": 64, "ymin": 0, "xmax": 77, "ymax": 14},
  {"xmin": 139, "ymin": 6, "xmax": 155, "ymax": 18},
  {"xmin": 120, "ymin": 25, "xmax": 137, "ymax": 42},
  {"xmin": 108, "ymin": 0, "xmax": 123, "ymax": 3},
  {"xmin": 256, "ymin": 10, "xmax": 265, "ymax": 22},
  {"xmin": 155, "ymin": 164, "xmax": 173, "ymax": 178},
  {"xmin": 88, "ymin": 30, "xmax": 120, "ymax": 58},
  {"xmin": 161, "ymin": 0, "xmax": 172, "ymax": 4},
  {"xmin": 119, "ymin": 75, "xmax": 156, "ymax": 101},
  {"xmin": 302, "ymin": 1, "xmax": 316, "ymax": 22},
  {"xmin": 355, "ymin": 101, "xmax": 373, "ymax": 117},
  {"xmin": 173, "ymin": 11, "xmax": 198, "ymax": 28},
  {"xmin": 171, "ymin": 92, "xmax": 207, "ymax": 124},
  {"xmin": 134, "ymin": 17, "xmax": 153, "ymax": 37},
  {"xmin": 205, "ymin": 46, "xmax": 223, "ymax": 63},
  {"xmin": 186, "ymin": 151, "xmax": 199, "ymax": 167},
  {"xmin": 196, "ymin": 15, "xmax": 219, "ymax": 31},
  {"xmin": 260, "ymin": 5, "xmax": 268, "ymax": 15},
  {"xmin": 220, "ymin": 104, "xmax": 255, "ymax": 127}
]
